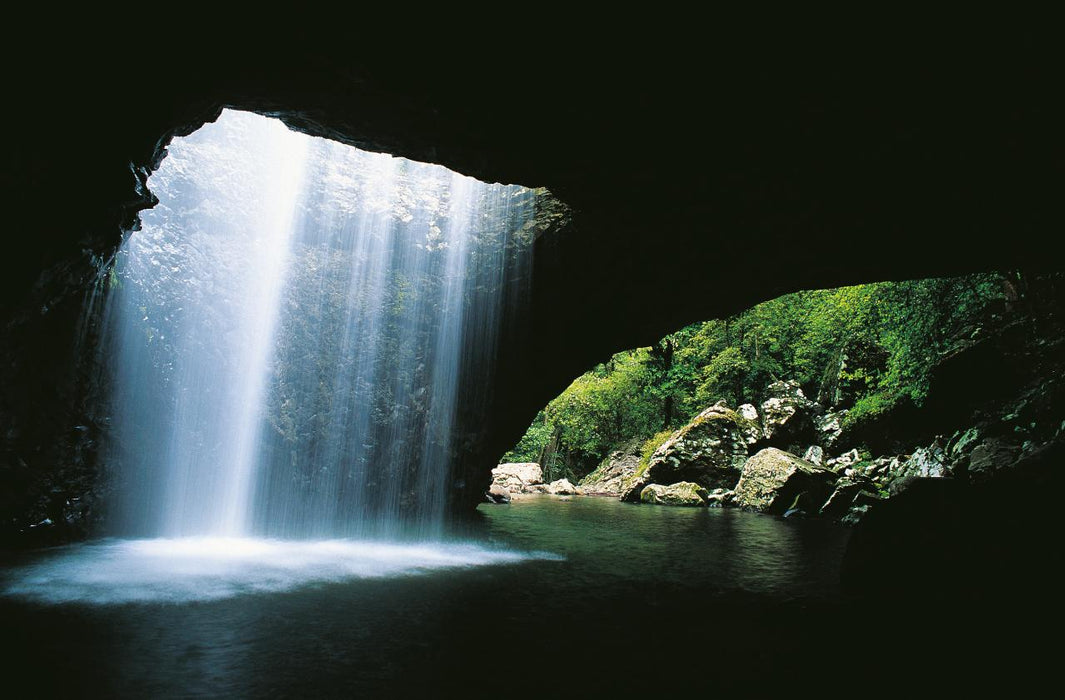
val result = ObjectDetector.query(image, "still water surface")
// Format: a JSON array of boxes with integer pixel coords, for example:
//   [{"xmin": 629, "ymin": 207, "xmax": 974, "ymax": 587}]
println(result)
[{"xmin": 3, "ymin": 497, "xmax": 853, "ymax": 696}]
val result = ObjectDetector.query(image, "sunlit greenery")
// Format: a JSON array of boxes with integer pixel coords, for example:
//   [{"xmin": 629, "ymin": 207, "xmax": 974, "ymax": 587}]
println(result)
[{"xmin": 503, "ymin": 273, "xmax": 1014, "ymax": 478}]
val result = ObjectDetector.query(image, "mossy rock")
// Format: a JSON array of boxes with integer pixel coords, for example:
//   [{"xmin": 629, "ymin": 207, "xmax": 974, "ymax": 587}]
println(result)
[{"xmin": 639, "ymin": 482, "xmax": 709, "ymax": 507}]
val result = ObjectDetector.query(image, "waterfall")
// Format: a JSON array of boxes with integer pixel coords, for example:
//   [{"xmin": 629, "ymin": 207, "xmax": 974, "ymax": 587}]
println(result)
[{"xmin": 102, "ymin": 109, "xmax": 537, "ymax": 539}]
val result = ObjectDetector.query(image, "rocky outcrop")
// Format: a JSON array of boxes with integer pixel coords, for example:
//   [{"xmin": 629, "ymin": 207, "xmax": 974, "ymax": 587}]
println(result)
[
  {"xmin": 639, "ymin": 482, "xmax": 709, "ymax": 506},
  {"xmin": 491, "ymin": 463, "xmax": 543, "ymax": 494},
  {"xmin": 760, "ymin": 380, "xmax": 820, "ymax": 450},
  {"xmin": 579, "ymin": 444, "xmax": 641, "ymax": 496},
  {"xmin": 643, "ymin": 404, "xmax": 750, "ymax": 491},
  {"xmin": 733, "ymin": 448, "xmax": 837, "ymax": 515}
]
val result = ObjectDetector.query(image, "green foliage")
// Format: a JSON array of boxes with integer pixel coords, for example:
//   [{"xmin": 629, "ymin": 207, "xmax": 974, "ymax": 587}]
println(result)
[
  {"xmin": 501, "ymin": 411, "xmax": 552, "ymax": 463},
  {"xmin": 842, "ymin": 390, "xmax": 903, "ymax": 432},
  {"xmin": 504, "ymin": 272, "xmax": 1010, "ymax": 479}
]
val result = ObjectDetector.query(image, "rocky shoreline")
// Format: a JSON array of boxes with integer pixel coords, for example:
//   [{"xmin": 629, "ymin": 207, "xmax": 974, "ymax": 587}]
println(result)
[{"xmin": 487, "ymin": 320, "xmax": 1065, "ymax": 531}]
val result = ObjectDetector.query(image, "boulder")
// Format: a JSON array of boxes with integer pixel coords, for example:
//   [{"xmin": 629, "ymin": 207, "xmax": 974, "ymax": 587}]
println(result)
[
  {"xmin": 579, "ymin": 444, "xmax": 640, "ymax": 496},
  {"xmin": 546, "ymin": 478, "xmax": 579, "ymax": 495},
  {"xmin": 642, "ymin": 404, "xmax": 750, "ymax": 491},
  {"xmin": 491, "ymin": 462, "xmax": 543, "ymax": 493},
  {"xmin": 760, "ymin": 380, "xmax": 819, "ymax": 449},
  {"xmin": 803, "ymin": 445, "xmax": 824, "ymax": 466},
  {"xmin": 639, "ymin": 482, "xmax": 709, "ymax": 506},
  {"xmin": 485, "ymin": 484, "xmax": 511, "ymax": 504},
  {"xmin": 733, "ymin": 447, "xmax": 837, "ymax": 515}
]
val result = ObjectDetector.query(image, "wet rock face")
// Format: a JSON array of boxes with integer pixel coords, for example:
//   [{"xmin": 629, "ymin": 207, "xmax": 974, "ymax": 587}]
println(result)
[
  {"xmin": 733, "ymin": 448, "xmax": 837, "ymax": 515},
  {"xmin": 645, "ymin": 405, "xmax": 750, "ymax": 491}
]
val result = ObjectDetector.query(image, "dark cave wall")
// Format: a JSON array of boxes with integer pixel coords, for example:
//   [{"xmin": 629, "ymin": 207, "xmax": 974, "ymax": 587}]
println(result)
[{"xmin": 2, "ymin": 29, "xmax": 1063, "ymax": 529}]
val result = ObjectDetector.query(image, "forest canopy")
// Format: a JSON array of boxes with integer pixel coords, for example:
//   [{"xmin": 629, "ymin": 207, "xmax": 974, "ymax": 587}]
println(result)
[{"xmin": 504, "ymin": 273, "xmax": 1021, "ymax": 482}]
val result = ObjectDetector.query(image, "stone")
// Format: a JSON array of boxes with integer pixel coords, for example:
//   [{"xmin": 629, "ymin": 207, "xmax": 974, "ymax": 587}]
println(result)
[
  {"xmin": 642, "ymin": 404, "xmax": 751, "ymax": 491},
  {"xmin": 491, "ymin": 463, "xmax": 543, "ymax": 493},
  {"xmin": 966, "ymin": 438, "xmax": 1021, "ymax": 484},
  {"xmin": 814, "ymin": 410, "xmax": 847, "ymax": 449},
  {"xmin": 579, "ymin": 444, "xmax": 640, "ymax": 496},
  {"xmin": 733, "ymin": 447, "xmax": 837, "ymax": 515},
  {"xmin": 706, "ymin": 488, "xmax": 734, "ymax": 508},
  {"xmin": 546, "ymin": 478, "xmax": 579, "ymax": 495},
  {"xmin": 485, "ymin": 484, "xmax": 511, "ymax": 504},
  {"xmin": 826, "ymin": 448, "xmax": 860, "ymax": 471},
  {"xmin": 820, "ymin": 476, "xmax": 880, "ymax": 519},
  {"xmin": 803, "ymin": 445, "xmax": 824, "ymax": 466},
  {"xmin": 619, "ymin": 471, "xmax": 652, "ymax": 503},
  {"xmin": 879, "ymin": 438, "xmax": 951, "ymax": 493},
  {"xmin": 760, "ymin": 380, "xmax": 819, "ymax": 449},
  {"xmin": 639, "ymin": 482, "xmax": 709, "ymax": 506},
  {"xmin": 737, "ymin": 403, "xmax": 764, "ymax": 445}
]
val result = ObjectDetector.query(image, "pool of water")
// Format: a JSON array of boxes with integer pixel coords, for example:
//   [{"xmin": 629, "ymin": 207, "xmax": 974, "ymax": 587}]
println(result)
[{"xmin": 0, "ymin": 496, "xmax": 1046, "ymax": 696}]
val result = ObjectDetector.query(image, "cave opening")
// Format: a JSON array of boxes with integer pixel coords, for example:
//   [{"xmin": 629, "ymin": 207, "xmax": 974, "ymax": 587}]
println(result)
[{"xmin": 0, "ymin": 89, "xmax": 1061, "ymax": 693}]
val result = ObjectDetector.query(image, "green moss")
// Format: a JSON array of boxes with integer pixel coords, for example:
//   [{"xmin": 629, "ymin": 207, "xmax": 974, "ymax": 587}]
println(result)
[{"xmin": 638, "ymin": 430, "xmax": 675, "ymax": 471}]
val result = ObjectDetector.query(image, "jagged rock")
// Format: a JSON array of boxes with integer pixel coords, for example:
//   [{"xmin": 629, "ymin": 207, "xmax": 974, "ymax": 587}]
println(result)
[
  {"xmin": 760, "ymin": 380, "xmax": 819, "ymax": 449},
  {"xmin": 737, "ymin": 403, "xmax": 763, "ymax": 445},
  {"xmin": 902, "ymin": 440, "xmax": 950, "ymax": 478},
  {"xmin": 826, "ymin": 448, "xmax": 860, "ymax": 471},
  {"xmin": 733, "ymin": 447, "xmax": 837, "ymax": 515},
  {"xmin": 966, "ymin": 438, "xmax": 1021, "ymax": 484},
  {"xmin": 642, "ymin": 404, "xmax": 751, "ymax": 491},
  {"xmin": 639, "ymin": 482, "xmax": 709, "ymax": 506},
  {"xmin": 546, "ymin": 478, "xmax": 579, "ymax": 495},
  {"xmin": 579, "ymin": 444, "xmax": 640, "ymax": 496},
  {"xmin": 485, "ymin": 484, "xmax": 511, "ymax": 504},
  {"xmin": 491, "ymin": 463, "xmax": 543, "ymax": 493},
  {"xmin": 814, "ymin": 410, "xmax": 847, "ymax": 449},
  {"xmin": 803, "ymin": 445, "xmax": 824, "ymax": 466},
  {"xmin": 820, "ymin": 476, "xmax": 880, "ymax": 519}
]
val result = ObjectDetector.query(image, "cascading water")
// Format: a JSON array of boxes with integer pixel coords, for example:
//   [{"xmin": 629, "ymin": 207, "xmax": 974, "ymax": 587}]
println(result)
[
  {"xmin": 0, "ymin": 109, "xmax": 559, "ymax": 604},
  {"xmin": 102, "ymin": 109, "xmax": 539, "ymax": 540}
]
